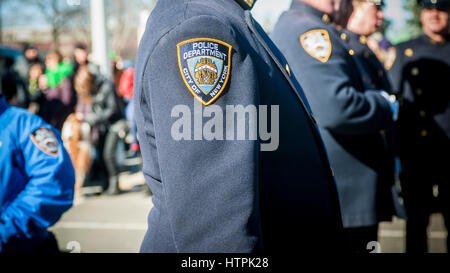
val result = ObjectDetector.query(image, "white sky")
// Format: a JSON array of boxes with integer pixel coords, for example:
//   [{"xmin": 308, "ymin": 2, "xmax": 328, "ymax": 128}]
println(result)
[
  {"xmin": 252, "ymin": 0, "xmax": 292, "ymax": 24},
  {"xmin": 1, "ymin": 0, "xmax": 411, "ymax": 40}
]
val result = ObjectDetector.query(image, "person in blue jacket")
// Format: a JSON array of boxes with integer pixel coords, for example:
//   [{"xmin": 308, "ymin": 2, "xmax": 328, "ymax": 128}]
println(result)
[{"xmin": 0, "ymin": 70, "xmax": 75, "ymax": 253}]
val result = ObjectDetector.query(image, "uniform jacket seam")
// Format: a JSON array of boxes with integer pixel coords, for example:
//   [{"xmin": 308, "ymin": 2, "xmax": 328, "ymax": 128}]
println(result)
[{"xmin": 142, "ymin": 2, "xmax": 241, "ymax": 253}]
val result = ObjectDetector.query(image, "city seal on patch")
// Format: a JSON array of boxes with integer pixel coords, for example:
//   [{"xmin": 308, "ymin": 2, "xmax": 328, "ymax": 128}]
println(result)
[
  {"xmin": 30, "ymin": 127, "xmax": 59, "ymax": 156},
  {"xmin": 300, "ymin": 29, "xmax": 332, "ymax": 63},
  {"xmin": 177, "ymin": 38, "xmax": 232, "ymax": 106}
]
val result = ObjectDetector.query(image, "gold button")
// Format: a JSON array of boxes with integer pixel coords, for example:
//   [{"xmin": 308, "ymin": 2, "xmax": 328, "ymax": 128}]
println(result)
[
  {"xmin": 419, "ymin": 110, "xmax": 426, "ymax": 117},
  {"xmin": 416, "ymin": 89, "xmax": 423, "ymax": 96},
  {"xmin": 285, "ymin": 64, "xmax": 291, "ymax": 77},
  {"xmin": 420, "ymin": 130, "xmax": 428, "ymax": 137},
  {"xmin": 359, "ymin": 36, "xmax": 367, "ymax": 45},
  {"xmin": 405, "ymin": 48, "xmax": 414, "ymax": 57},
  {"xmin": 349, "ymin": 49, "xmax": 355, "ymax": 56},
  {"xmin": 322, "ymin": 14, "xmax": 330, "ymax": 24},
  {"xmin": 340, "ymin": 33, "xmax": 348, "ymax": 41},
  {"xmin": 411, "ymin": 67, "xmax": 419, "ymax": 76}
]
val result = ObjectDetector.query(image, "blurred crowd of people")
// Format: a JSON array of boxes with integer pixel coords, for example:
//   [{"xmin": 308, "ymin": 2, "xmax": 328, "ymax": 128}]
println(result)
[{"xmin": 3, "ymin": 42, "xmax": 139, "ymax": 196}]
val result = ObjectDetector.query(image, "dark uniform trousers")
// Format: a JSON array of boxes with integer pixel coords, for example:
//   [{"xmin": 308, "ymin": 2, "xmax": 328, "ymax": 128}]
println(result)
[
  {"xmin": 388, "ymin": 34, "xmax": 450, "ymax": 253},
  {"xmin": 271, "ymin": 2, "xmax": 396, "ymax": 253},
  {"xmin": 134, "ymin": 0, "xmax": 343, "ymax": 253}
]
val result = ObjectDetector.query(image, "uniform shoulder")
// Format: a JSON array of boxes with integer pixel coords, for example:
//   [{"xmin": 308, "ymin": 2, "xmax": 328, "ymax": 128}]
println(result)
[
  {"xmin": 135, "ymin": 0, "xmax": 247, "ymax": 106},
  {"xmin": 148, "ymin": 0, "xmax": 241, "ymax": 36},
  {"xmin": 276, "ymin": 8, "xmax": 326, "ymax": 33},
  {"xmin": 185, "ymin": 0, "xmax": 245, "ymax": 21},
  {"xmin": 8, "ymin": 106, "xmax": 54, "ymax": 135},
  {"xmin": 391, "ymin": 37, "xmax": 423, "ymax": 62},
  {"xmin": 7, "ymin": 106, "xmax": 62, "ymax": 157},
  {"xmin": 4, "ymin": 105, "xmax": 32, "ymax": 123},
  {"xmin": 394, "ymin": 36, "xmax": 421, "ymax": 50},
  {"xmin": 272, "ymin": 9, "xmax": 334, "ymax": 49},
  {"xmin": 140, "ymin": 1, "xmax": 239, "ymax": 59}
]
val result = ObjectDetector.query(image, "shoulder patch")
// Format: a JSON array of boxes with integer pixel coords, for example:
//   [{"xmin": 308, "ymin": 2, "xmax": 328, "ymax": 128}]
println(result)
[
  {"xmin": 384, "ymin": 47, "xmax": 397, "ymax": 70},
  {"xmin": 30, "ymin": 127, "xmax": 59, "ymax": 156},
  {"xmin": 300, "ymin": 29, "xmax": 332, "ymax": 63},
  {"xmin": 177, "ymin": 38, "xmax": 232, "ymax": 106}
]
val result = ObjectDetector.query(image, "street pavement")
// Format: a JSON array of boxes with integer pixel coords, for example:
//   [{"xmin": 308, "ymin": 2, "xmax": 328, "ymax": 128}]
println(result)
[
  {"xmin": 50, "ymin": 172, "xmax": 151, "ymax": 253},
  {"xmin": 50, "ymin": 173, "xmax": 448, "ymax": 253}
]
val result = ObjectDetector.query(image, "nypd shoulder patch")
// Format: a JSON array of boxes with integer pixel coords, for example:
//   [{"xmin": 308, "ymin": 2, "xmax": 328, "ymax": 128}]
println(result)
[
  {"xmin": 30, "ymin": 127, "xmax": 59, "ymax": 156},
  {"xmin": 177, "ymin": 38, "xmax": 232, "ymax": 106},
  {"xmin": 300, "ymin": 29, "xmax": 332, "ymax": 63}
]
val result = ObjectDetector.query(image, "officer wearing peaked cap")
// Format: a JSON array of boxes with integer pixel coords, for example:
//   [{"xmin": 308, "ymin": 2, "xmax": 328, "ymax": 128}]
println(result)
[
  {"xmin": 339, "ymin": 0, "xmax": 403, "ymax": 231},
  {"xmin": 271, "ymin": 0, "xmax": 398, "ymax": 253},
  {"xmin": 340, "ymin": 0, "xmax": 393, "ymax": 92},
  {"xmin": 387, "ymin": 0, "xmax": 450, "ymax": 253},
  {"xmin": 135, "ymin": 0, "xmax": 343, "ymax": 253}
]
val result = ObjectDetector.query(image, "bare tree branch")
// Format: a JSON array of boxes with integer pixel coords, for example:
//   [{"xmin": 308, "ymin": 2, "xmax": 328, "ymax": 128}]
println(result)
[{"xmin": 15, "ymin": 0, "xmax": 88, "ymax": 48}]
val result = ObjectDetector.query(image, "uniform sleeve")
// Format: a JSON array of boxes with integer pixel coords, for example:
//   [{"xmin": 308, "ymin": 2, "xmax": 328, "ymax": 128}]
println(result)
[
  {"xmin": 275, "ymin": 29, "xmax": 394, "ymax": 135},
  {"xmin": 0, "ymin": 119, "xmax": 75, "ymax": 245},
  {"xmin": 138, "ymin": 15, "xmax": 260, "ymax": 252}
]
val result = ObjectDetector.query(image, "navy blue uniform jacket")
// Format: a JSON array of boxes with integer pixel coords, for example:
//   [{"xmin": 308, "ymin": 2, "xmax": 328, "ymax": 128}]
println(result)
[
  {"xmin": 135, "ymin": 0, "xmax": 343, "ymax": 253},
  {"xmin": 271, "ymin": 2, "xmax": 395, "ymax": 228},
  {"xmin": 388, "ymin": 34, "xmax": 450, "ymax": 209}
]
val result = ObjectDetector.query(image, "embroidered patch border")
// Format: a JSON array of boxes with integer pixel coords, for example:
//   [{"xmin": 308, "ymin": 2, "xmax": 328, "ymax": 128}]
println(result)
[
  {"xmin": 177, "ymin": 38, "xmax": 232, "ymax": 106},
  {"xmin": 30, "ymin": 127, "xmax": 59, "ymax": 156},
  {"xmin": 300, "ymin": 29, "xmax": 332, "ymax": 63}
]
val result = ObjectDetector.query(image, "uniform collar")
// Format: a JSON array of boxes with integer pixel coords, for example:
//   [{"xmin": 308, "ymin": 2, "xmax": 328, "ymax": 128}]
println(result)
[
  {"xmin": 422, "ymin": 33, "xmax": 449, "ymax": 45},
  {"xmin": 0, "ymin": 97, "xmax": 9, "ymax": 116},
  {"xmin": 290, "ymin": 1, "xmax": 332, "ymax": 24},
  {"xmin": 233, "ymin": 0, "xmax": 256, "ymax": 10},
  {"xmin": 341, "ymin": 29, "xmax": 369, "ymax": 45}
]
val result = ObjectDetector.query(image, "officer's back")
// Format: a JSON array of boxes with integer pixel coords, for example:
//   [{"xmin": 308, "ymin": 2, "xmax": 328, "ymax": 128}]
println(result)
[{"xmin": 135, "ymin": 0, "xmax": 343, "ymax": 253}]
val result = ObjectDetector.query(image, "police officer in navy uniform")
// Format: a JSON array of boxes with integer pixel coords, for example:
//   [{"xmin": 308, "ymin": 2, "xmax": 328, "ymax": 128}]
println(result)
[
  {"xmin": 0, "ymin": 71, "xmax": 75, "ymax": 253},
  {"xmin": 271, "ymin": 0, "xmax": 398, "ymax": 253},
  {"xmin": 341, "ymin": 0, "xmax": 404, "ymax": 221},
  {"xmin": 135, "ymin": 0, "xmax": 343, "ymax": 253},
  {"xmin": 388, "ymin": 0, "xmax": 450, "ymax": 253},
  {"xmin": 340, "ymin": 0, "xmax": 393, "ymax": 92}
]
